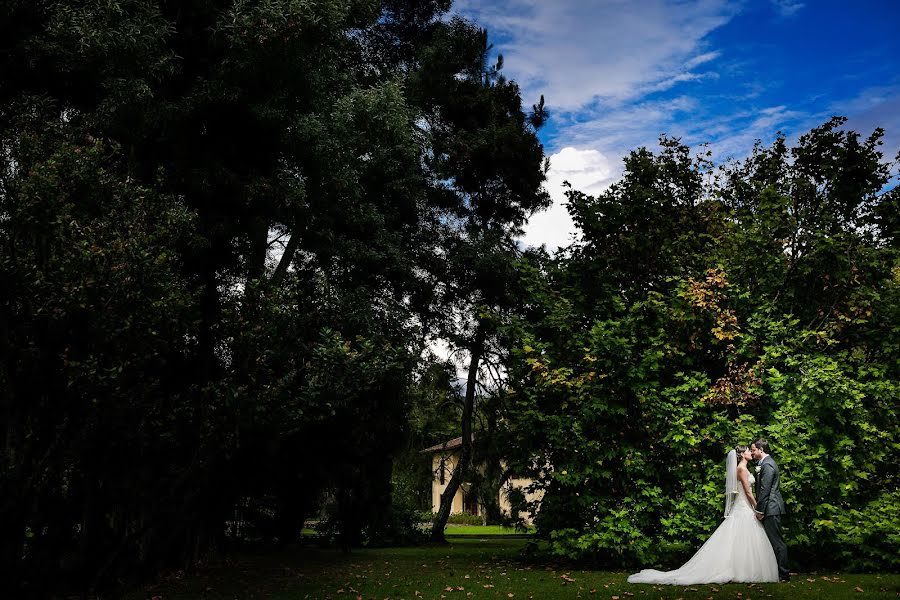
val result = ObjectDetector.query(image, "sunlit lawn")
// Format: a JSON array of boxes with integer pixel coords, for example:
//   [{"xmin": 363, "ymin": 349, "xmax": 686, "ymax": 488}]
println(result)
[
  {"xmin": 128, "ymin": 539, "xmax": 899, "ymax": 600},
  {"xmin": 444, "ymin": 525, "xmax": 534, "ymax": 535},
  {"xmin": 300, "ymin": 525, "xmax": 533, "ymax": 537}
]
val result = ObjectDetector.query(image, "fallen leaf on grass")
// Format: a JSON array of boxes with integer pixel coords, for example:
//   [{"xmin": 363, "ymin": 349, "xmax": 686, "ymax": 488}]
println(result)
[{"xmin": 854, "ymin": 587, "xmax": 864, "ymax": 593}]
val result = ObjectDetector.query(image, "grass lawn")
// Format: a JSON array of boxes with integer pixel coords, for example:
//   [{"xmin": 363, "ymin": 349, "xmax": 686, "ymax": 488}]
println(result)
[
  {"xmin": 444, "ymin": 525, "xmax": 534, "ymax": 535},
  {"xmin": 300, "ymin": 525, "xmax": 533, "ymax": 537},
  {"xmin": 127, "ymin": 539, "xmax": 899, "ymax": 600}
]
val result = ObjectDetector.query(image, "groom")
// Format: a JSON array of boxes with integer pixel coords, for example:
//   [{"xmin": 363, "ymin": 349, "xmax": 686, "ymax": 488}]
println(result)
[{"xmin": 751, "ymin": 438, "xmax": 790, "ymax": 582}]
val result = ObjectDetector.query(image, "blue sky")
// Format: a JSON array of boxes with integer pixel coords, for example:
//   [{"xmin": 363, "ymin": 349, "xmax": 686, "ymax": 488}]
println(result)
[{"xmin": 454, "ymin": 0, "xmax": 900, "ymax": 249}]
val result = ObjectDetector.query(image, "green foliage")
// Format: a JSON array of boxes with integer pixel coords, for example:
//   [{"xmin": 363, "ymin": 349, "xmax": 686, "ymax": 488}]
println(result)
[
  {"xmin": 1, "ymin": 0, "xmax": 549, "ymax": 593},
  {"xmin": 502, "ymin": 119, "xmax": 899, "ymax": 571},
  {"xmin": 447, "ymin": 512, "xmax": 486, "ymax": 526}
]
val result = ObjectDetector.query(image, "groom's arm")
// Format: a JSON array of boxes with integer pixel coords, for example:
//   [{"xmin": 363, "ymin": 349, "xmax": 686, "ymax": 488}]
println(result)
[{"xmin": 755, "ymin": 463, "xmax": 774, "ymax": 517}]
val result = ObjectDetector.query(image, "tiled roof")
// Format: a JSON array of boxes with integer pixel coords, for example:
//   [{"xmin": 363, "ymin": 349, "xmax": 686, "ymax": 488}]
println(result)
[{"xmin": 422, "ymin": 436, "xmax": 469, "ymax": 453}]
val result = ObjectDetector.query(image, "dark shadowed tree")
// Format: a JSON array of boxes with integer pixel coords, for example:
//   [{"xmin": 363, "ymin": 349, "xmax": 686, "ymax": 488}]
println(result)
[{"xmin": 0, "ymin": 0, "xmax": 548, "ymax": 592}]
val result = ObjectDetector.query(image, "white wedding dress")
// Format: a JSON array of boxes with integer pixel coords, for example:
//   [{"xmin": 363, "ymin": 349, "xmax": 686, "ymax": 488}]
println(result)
[{"xmin": 628, "ymin": 472, "xmax": 779, "ymax": 585}]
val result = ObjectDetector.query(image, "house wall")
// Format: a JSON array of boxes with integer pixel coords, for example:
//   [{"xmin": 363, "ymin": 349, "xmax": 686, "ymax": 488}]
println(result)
[
  {"xmin": 431, "ymin": 451, "xmax": 465, "ymax": 514},
  {"xmin": 499, "ymin": 477, "xmax": 544, "ymax": 525},
  {"xmin": 430, "ymin": 451, "xmax": 543, "ymax": 524}
]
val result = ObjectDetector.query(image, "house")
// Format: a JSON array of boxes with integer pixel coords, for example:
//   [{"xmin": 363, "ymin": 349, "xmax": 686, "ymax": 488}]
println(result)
[{"xmin": 423, "ymin": 436, "xmax": 543, "ymax": 524}]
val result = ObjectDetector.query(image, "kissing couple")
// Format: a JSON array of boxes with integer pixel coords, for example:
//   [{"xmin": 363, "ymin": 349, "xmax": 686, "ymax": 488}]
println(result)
[{"xmin": 628, "ymin": 438, "xmax": 790, "ymax": 585}]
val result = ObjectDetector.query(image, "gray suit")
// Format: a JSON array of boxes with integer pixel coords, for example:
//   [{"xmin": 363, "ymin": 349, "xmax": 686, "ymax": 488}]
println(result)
[{"xmin": 755, "ymin": 455, "xmax": 789, "ymax": 580}]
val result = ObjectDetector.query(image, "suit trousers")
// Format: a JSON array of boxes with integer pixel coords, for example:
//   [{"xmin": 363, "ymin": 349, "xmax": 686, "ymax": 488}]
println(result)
[{"xmin": 763, "ymin": 514, "xmax": 789, "ymax": 580}]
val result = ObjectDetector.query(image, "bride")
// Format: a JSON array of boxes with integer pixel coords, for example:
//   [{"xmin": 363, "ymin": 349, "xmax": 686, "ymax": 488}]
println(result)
[{"xmin": 627, "ymin": 445, "xmax": 778, "ymax": 585}]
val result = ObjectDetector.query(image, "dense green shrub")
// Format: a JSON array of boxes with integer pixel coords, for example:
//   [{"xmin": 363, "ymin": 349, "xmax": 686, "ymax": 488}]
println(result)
[{"xmin": 502, "ymin": 120, "xmax": 899, "ymax": 571}]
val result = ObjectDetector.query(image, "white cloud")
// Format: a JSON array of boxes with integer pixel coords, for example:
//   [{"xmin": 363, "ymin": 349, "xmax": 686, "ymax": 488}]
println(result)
[
  {"xmin": 685, "ymin": 50, "xmax": 722, "ymax": 69},
  {"xmin": 549, "ymin": 95, "xmax": 700, "ymax": 154},
  {"xmin": 455, "ymin": 0, "xmax": 738, "ymax": 110},
  {"xmin": 834, "ymin": 87, "xmax": 900, "ymax": 164},
  {"xmin": 770, "ymin": 0, "xmax": 805, "ymax": 18},
  {"xmin": 520, "ymin": 147, "xmax": 617, "ymax": 250}
]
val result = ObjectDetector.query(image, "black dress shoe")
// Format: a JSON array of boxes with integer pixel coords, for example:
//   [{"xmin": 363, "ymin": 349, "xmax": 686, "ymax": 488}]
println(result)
[{"xmin": 779, "ymin": 576, "xmax": 791, "ymax": 582}]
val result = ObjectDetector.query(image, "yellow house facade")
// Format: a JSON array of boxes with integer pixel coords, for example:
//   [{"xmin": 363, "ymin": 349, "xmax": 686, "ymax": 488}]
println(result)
[{"xmin": 424, "ymin": 437, "xmax": 543, "ymax": 524}]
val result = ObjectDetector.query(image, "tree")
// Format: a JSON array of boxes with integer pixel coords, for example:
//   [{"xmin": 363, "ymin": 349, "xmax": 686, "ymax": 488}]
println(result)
[
  {"xmin": 412, "ymin": 22, "xmax": 550, "ymax": 542},
  {"xmin": 2, "ymin": 0, "xmax": 539, "ymax": 592},
  {"xmin": 502, "ymin": 120, "xmax": 899, "ymax": 571}
]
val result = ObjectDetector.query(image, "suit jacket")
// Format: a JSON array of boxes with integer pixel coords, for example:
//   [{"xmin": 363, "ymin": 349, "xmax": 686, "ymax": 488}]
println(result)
[{"xmin": 755, "ymin": 455, "xmax": 786, "ymax": 516}]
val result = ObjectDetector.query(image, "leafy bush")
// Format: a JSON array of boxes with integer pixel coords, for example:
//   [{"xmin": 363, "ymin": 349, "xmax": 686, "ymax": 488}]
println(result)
[
  {"xmin": 447, "ymin": 513, "xmax": 485, "ymax": 526},
  {"xmin": 502, "ymin": 120, "xmax": 899, "ymax": 571}
]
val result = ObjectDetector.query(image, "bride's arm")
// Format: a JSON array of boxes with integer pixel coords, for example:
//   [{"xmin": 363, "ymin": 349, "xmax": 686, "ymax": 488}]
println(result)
[{"xmin": 737, "ymin": 467, "xmax": 756, "ymax": 509}]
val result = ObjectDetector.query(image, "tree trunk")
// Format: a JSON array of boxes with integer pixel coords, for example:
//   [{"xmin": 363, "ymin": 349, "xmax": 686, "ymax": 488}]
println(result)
[
  {"xmin": 246, "ymin": 216, "xmax": 269, "ymax": 287},
  {"xmin": 430, "ymin": 325, "xmax": 485, "ymax": 543},
  {"xmin": 269, "ymin": 225, "xmax": 301, "ymax": 288}
]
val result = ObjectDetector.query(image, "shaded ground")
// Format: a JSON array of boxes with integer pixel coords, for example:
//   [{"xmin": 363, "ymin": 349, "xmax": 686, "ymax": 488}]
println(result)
[{"xmin": 126, "ymin": 539, "xmax": 900, "ymax": 600}]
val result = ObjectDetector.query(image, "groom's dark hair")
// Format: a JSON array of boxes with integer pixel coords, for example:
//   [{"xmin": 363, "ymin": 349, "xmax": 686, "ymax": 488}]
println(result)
[{"xmin": 753, "ymin": 438, "xmax": 770, "ymax": 453}]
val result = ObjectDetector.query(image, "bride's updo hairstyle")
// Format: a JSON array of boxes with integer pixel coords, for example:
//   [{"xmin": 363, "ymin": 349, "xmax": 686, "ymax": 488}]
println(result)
[{"xmin": 735, "ymin": 445, "xmax": 748, "ymax": 464}]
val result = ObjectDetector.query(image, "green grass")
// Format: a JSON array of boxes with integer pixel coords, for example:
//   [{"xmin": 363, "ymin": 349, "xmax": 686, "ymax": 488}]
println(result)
[
  {"xmin": 126, "ymin": 539, "xmax": 899, "ymax": 600},
  {"xmin": 300, "ymin": 525, "xmax": 532, "ymax": 537},
  {"xmin": 444, "ymin": 525, "xmax": 534, "ymax": 535}
]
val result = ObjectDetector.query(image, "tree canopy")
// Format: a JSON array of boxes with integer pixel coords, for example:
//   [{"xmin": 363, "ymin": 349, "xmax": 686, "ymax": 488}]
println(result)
[
  {"xmin": 500, "ymin": 119, "xmax": 899, "ymax": 571},
  {"xmin": 1, "ymin": 0, "xmax": 547, "ymax": 593}
]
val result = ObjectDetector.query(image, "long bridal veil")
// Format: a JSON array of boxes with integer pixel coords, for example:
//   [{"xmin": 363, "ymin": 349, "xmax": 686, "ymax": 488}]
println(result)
[{"xmin": 723, "ymin": 449, "xmax": 738, "ymax": 517}]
